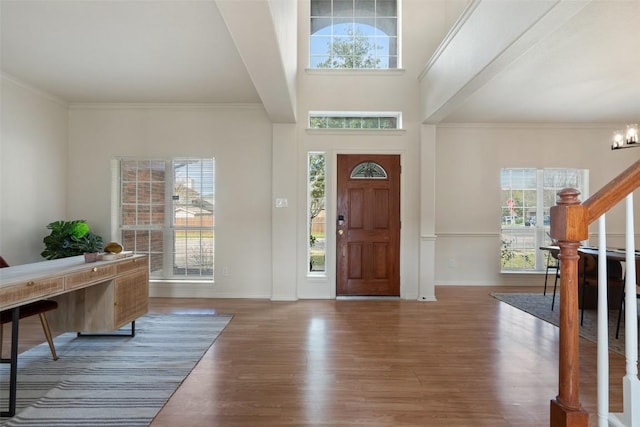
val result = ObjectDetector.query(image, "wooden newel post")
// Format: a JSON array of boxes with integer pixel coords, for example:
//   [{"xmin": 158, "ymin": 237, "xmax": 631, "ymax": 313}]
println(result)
[{"xmin": 549, "ymin": 188, "xmax": 589, "ymax": 427}]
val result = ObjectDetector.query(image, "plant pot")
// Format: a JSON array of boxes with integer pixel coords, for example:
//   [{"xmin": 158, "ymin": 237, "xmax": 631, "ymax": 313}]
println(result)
[{"xmin": 84, "ymin": 252, "xmax": 98, "ymax": 263}]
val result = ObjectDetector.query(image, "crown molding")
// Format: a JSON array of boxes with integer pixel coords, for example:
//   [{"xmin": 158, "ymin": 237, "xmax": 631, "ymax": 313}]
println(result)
[
  {"xmin": 68, "ymin": 102, "xmax": 265, "ymax": 111},
  {"xmin": 435, "ymin": 122, "xmax": 627, "ymax": 130},
  {"xmin": 1, "ymin": 73, "xmax": 68, "ymax": 108}
]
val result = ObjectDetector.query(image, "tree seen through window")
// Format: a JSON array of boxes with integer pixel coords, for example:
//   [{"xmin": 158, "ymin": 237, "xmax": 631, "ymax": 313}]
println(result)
[{"xmin": 310, "ymin": 0, "xmax": 398, "ymax": 69}]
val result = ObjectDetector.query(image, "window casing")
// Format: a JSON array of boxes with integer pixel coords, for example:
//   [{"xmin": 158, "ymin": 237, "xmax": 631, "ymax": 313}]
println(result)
[
  {"xmin": 500, "ymin": 168, "xmax": 589, "ymax": 272},
  {"xmin": 116, "ymin": 158, "xmax": 215, "ymax": 280},
  {"xmin": 310, "ymin": 0, "xmax": 399, "ymax": 69},
  {"xmin": 309, "ymin": 153, "xmax": 326, "ymax": 273},
  {"xmin": 309, "ymin": 111, "xmax": 401, "ymax": 129}
]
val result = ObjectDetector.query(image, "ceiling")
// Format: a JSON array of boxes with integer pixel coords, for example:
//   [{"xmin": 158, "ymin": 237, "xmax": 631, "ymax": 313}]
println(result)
[
  {"xmin": 0, "ymin": 0, "xmax": 261, "ymax": 104},
  {"xmin": 1, "ymin": 0, "xmax": 639, "ymax": 124},
  {"xmin": 441, "ymin": 0, "xmax": 640, "ymax": 124}
]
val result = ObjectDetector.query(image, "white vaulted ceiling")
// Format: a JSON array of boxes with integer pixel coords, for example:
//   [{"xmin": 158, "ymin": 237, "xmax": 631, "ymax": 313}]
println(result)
[
  {"xmin": 2, "ymin": 0, "xmax": 639, "ymax": 125},
  {"xmin": 1, "ymin": 0, "xmax": 261, "ymax": 104},
  {"xmin": 420, "ymin": 0, "xmax": 640, "ymax": 124}
]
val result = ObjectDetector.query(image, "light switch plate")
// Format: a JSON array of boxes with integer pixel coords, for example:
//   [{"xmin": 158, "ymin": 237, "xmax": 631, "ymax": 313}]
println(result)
[{"xmin": 275, "ymin": 198, "xmax": 288, "ymax": 208}]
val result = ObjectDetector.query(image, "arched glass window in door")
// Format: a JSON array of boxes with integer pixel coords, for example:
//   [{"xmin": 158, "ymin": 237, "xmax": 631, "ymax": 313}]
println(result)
[{"xmin": 350, "ymin": 162, "xmax": 388, "ymax": 179}]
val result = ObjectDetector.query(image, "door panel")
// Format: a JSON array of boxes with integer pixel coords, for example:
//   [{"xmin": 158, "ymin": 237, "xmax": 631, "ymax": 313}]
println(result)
[
  {"xmin": 349, "ymin": 189, "xmax": 364, "ymax": 228},
  {"xmin": 374, "ymin": 189, "xmax": 389, "ymax": 228},
  {"xmin": 337, "ymin": 154, "xmax": 400, "ymax": 296},
  {"xmin": 348, "ymin": 244, "xmax": 363, "ymax": 279}
]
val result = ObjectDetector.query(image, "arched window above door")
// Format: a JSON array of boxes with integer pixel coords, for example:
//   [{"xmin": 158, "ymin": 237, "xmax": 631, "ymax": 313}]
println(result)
[{"xmin": 350, "ymin": 162, "xmax": 388, "ymax": 179}]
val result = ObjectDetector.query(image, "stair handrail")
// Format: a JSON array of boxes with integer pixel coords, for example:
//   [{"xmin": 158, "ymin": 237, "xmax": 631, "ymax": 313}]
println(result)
[
  {"xmin": 549, "ymin": 159, "xmax": 640, "ymax": 427},
  {"xmin": 583, "ymin": 160, "xmax": 640, "ymax": 222}
]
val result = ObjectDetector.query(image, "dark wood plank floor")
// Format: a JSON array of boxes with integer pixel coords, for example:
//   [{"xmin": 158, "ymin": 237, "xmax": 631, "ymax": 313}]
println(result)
[{"xmin": 2, "ymin": 286, "xmax": 626, "ymax": 426}]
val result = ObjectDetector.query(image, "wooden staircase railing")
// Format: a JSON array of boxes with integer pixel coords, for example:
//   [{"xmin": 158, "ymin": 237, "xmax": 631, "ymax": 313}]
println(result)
[{"xmin": 549, "ymin": 159, "xmax": 640, "ymax": 427}]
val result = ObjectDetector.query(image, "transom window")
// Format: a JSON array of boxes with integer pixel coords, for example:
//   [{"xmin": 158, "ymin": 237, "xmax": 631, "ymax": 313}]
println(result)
[
  {"xmin": 309, "ymin": 111, "xmax": 401, "ymax": 129},
  {"xmin": 310, "ymin": 0, "xmax": 398, "ymax": 69},
  {"xmin": 500, "ymin": 168, "xmax": 588, "ymax": 272},
  {"xmin": 114, "ymin": 158, "xmax": 215, "ymax": 280}
]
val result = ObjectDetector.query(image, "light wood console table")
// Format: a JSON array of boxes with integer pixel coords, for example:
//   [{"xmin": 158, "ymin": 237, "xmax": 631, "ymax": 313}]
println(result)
[{"xmin": 0, "ymin": 254, "xmax": 149, "ymax": 417}]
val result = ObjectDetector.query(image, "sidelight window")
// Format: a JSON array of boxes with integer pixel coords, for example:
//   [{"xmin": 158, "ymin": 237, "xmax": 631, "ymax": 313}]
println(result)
[{"xmin": 309, "ymin": 153, "xmax": 326, "ymax": 273}]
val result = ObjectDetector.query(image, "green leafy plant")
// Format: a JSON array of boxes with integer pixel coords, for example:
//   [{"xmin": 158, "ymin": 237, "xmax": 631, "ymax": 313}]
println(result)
[
  {"xmin": 41, "ymin": 220, "xmax": 104, "ymax": 260},
  {"xmin": 501, "ymin": 238, "xmax": 514, "ymax": 267}
]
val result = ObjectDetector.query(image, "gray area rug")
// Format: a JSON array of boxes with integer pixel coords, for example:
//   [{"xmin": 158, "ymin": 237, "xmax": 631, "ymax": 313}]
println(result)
[
  {"xmin": 491, "ymin": 292, "xmax": 629, "ymax": 355},
  {"xmin": 1, "ymin": 313, "xmax": 232, "ymax": 426}
]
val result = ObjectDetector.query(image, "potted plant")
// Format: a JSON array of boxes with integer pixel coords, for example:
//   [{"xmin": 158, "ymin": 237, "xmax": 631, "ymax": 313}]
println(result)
[{"xmin": 41, "ymin": 220, "xmax": 104, "ymax": 262}]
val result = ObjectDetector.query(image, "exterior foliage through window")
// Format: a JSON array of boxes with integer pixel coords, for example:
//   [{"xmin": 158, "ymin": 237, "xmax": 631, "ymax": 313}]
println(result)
[
  {"xmin": 310, "ymin": 0, "xmax": 398, "ymax": 69},
  {"xmin": 309, "ymin": 112, "xmax": 400, "ymax": 129},
  {"xmin": 309, "ymin": 153, "xmax": 326, "ymax": 273}
]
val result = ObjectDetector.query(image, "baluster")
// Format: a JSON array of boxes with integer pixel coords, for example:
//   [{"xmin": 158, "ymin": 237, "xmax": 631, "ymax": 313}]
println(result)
[
  {"xmin": 621, "ymin": 194, "xmax": 639, "ymax": 426},
  {"xmin": 597, "ymin": 215, "xmax": 609, "ymax": 426}
]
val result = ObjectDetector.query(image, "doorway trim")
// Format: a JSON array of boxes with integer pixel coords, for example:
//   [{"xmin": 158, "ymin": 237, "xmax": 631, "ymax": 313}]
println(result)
[
  {"xmin": 298, "ymin": 148, "xmax": 409, "ymax": 300},
  {"xmin": 335, "ymin": 154, "xmax": 401, "ymax": 296},
  {"xmin": 329, "ymin": 149, "xmax": 405, "ymax": 298}
]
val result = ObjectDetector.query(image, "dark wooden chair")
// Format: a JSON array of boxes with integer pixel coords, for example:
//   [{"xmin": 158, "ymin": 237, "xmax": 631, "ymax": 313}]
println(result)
[
  {"xmin": 0, "ymin": 256, "xmax": 59, "ymax": 361},
  {"xmin": 615, "ymin": 259, "xmax": 640, "ymax": 339},
  {"xmin": 545, "ymin": 248, "xmax": 560, "ymax": 310},
  {"xmin": 579, "ymin": 253, "xmax": 625, "ymax": 326}
]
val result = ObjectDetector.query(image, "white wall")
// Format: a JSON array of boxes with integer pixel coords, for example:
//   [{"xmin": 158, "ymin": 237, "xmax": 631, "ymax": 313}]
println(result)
[
  {"xmin": 0, "ymin": 76, "xmax": 69, "ymax": 265},
  {"xmin": 293, "ymin": 0, "xmax": 461, "ymax": 300},
  {"xmin": 3, "ymin": 0, "xmax": 636, "ymax": 300},
  {"xmin": 433, "ymin": 124, "xmax": 640, "ymax": 288},
  {"xmin": 67, "ymin": 104, "xmax": 274, "ymax": 298},
  {"xmin": 271, "ymin": 123, "xmax": 298, "ymax": 300}
]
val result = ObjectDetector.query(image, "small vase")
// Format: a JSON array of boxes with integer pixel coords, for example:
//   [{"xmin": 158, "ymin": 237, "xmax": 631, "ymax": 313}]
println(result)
[{"xmin": 84, "ymin": 252, "xmax": 98, "ymax": 263}]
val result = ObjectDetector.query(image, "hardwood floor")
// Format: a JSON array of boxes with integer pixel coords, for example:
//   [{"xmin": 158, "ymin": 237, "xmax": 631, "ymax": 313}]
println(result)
[{"xmin": 2, "ymin": 286, "xmax": 626, "ymax": 426}]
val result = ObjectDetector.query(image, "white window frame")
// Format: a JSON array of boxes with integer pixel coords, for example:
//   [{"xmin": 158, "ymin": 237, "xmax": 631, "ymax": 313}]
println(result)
[
  {"xmin": 308, "ymin": 152, "xmax": 326, "ymax": 275},
  {"xmin": 112, "ymin": 157, "xmax": 215, "ymax": 281},
  {"xmin": 500, "ymin": 168, "xmax": 589, "ymax": 272},
  {"xmin": 309, "ymin": 111, "xmax": 402, "ymax": 129},
  {"xmin": 310, "ymin": 0, "xmax": 400, "ymax": 69}
]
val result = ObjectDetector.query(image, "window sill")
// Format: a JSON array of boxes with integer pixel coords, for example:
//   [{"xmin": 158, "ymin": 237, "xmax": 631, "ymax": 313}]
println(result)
[
  {"xmin": 500, "ymin": 270, "xmax": 545, "ymax": 275},
  {"xmin": 307, "ymin": 272, "xmax": 327, "ymax": 278},
  {"xmin": 305, "ymin": 68, "xmax": 405, "ymax": 77},
  {"xmin": 150, "ymin": 279, "xmax": 214, "ymax": 284},
  {"xmin": 306, "ymin": 128, "xmax": 406, "ymax": 136}
]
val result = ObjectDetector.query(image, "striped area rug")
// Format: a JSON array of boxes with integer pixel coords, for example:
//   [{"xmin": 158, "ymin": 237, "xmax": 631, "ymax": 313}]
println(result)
[{"xmin": 1, "ymin": 313, "xmax": 232, "ymax": 426}]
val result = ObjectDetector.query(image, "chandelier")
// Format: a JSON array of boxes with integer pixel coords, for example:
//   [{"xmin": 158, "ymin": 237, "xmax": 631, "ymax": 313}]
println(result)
[{"xmin": 612, "ymin": 123, "xmax": 639, "ymax": 150}]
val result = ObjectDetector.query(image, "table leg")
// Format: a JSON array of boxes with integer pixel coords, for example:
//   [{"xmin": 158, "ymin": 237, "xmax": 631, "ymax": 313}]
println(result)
[
  {"xmin": 1, "ymin": 307, "xmax": 20, "ymax": 417},
  {"xmin": 76, "ymin": 320, "xmax": 136, "ymax": 337}
]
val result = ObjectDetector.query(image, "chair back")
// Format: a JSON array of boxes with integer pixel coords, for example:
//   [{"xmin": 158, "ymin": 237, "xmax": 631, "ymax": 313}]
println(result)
[{"xmin": 579, "ymin": 253, "xmax": 597, "ymax": 278}]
